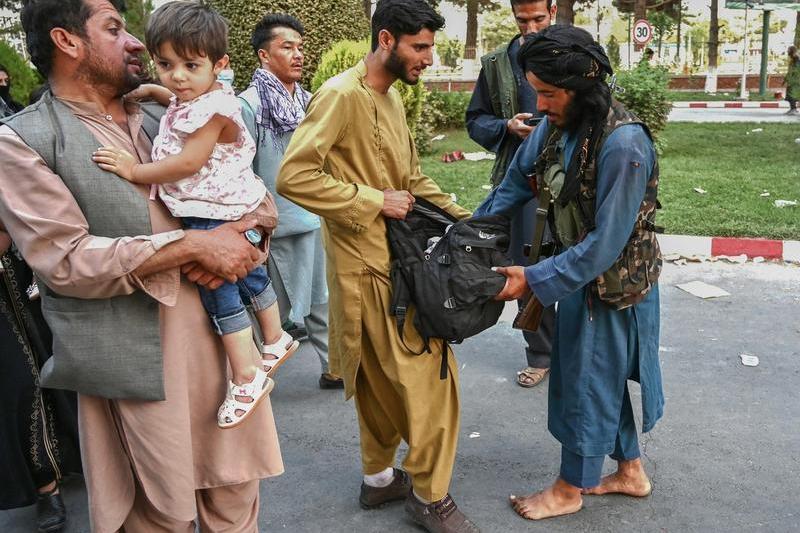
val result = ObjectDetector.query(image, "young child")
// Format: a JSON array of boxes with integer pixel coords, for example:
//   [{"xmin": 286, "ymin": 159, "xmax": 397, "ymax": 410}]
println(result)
[{"xmin": 92, "ymin": 2, "xmax": 298, "ymax": 429}]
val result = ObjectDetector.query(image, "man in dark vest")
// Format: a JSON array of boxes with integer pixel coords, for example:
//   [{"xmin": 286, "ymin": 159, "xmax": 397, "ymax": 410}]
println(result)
[
  {"xmin": 0, "ymin": 0, "xmax": 284, "ymax": 530},
  {"xmin": 475, "ymin": 25, "xmax": 664, "ymax": 520},
  {"xmin": 466, "ymin": 0, "xmax": 557, "ymax": 389}
]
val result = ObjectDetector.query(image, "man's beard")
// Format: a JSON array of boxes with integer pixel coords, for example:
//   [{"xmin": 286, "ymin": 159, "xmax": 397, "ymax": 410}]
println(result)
[
  {"xmin": 77, "ymin": 43, "xmax": 142, "ymax": 97},
  {"xmin": 0, "ymin": 84, "xmax": 10, "ymax": 100},
  {"xmin": 385, "ymin": 45, "xmax": 418, "ymax": 85},
  {"xmin": 561, "ymin": 99, "xmax": 583, "ymax": 133}
]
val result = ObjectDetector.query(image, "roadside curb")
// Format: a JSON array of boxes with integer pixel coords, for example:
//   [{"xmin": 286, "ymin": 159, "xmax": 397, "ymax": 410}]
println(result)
[
  {"xmin": 658, "ymin": 234, "xmax": 800, "ymax": 262},
  {"xmin": 672, "ymin": 101, "xmax": 790, "ymax": 109}
]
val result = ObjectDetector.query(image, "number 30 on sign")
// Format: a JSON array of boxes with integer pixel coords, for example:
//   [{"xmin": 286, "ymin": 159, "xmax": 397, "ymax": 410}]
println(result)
[{"xmin": 632, "ymin": 19, "xmax": 653, "ymax": 45}]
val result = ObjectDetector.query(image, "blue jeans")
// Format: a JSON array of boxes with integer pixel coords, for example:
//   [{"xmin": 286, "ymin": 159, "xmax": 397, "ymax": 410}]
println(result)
[{"xmin": 182, "ymin": 217, "xmax": 277, "ymax": 336}]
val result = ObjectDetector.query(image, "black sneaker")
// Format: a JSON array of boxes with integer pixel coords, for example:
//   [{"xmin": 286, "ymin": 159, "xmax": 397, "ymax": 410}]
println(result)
[
  {"xmin": 319, "ymin": 373, "xmax": 345, "ymax": 389},
  {"xmin": 37, "ymin": 489, "xmax": 66, "ymax": 533},
  {"xmin": 405, "ymin": 492, "xmax": 480, "ymax": 533},
  {"xmin": 359, "ymin": 468, "xmax": 412, "ymax": 509}
]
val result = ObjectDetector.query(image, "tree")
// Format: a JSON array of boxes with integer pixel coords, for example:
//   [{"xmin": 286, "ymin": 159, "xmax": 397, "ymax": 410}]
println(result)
[
  {"xmin": 122, "ymin": 0, "xmax": 153, "ymax": 45},
  {"xmin": 707, "ymin": 0, "xmax": 719, "ymax": 92},
  {"xmin": 795, "ymin": 12, "xmax": 799, "ymax": 48},
  {"xmin": 435, "ymin": 35, "xmax": 463, "ymax": 68},
  {"xmin": 687, "ymin": 21, "xmax": 708, "ymax": 67},
  {"xmin": 647, "ymin": 10, "xmax": 676, "ymax": 58},
  {"xmin": 449, "ymin": 0, "xmax": 501, "ymax": 59},
  {"xmin": 613, "ymin": 0, "xmax": 680, "ymax": 50},
  {"xmin": 0, "ymin": 39, "xmax": 42, "ymax": 104},
  {"xmin": 556, "ymin": 0, "xmax": 595, "ymax": 26},
  {"xmin": 480, "ymin": 7, "xmax": 517, "ymax": 52},
  {"xmin": 607, "ymin": 35, "xmax": 621, "ymax": 69},
  {"xmin": 208, "ymin": 0, "xmax": 369, "ymax": 90},
  {"xmin": 0, "ymin": 0, "xmax": 21, "ymax": 9}
]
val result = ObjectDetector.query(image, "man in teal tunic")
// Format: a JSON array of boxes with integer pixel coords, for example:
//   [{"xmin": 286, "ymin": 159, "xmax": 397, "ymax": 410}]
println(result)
[{"xmin": 476, "ymin": 25, "xmax": 664, "ymax": 520}]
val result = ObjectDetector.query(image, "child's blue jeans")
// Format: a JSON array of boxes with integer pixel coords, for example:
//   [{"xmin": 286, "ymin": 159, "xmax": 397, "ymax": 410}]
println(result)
[{"xmin": 183, "ymin": 217, "xmax": 277, "ymax": 336}]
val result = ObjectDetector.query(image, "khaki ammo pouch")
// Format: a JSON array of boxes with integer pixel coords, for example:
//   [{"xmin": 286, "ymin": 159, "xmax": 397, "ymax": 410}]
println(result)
[
  {"xmin": 594, "ymin": 209, "xmax": 663, "ymax": 310},
  {"xmin": 538, "ymin": 164, "xmax": 664, "ymax": 311}
]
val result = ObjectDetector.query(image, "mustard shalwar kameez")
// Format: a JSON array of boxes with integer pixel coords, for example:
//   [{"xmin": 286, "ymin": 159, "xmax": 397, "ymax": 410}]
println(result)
[{"xmin": 277, "ymin": 60, "xmax": 470, "ymax": 501}]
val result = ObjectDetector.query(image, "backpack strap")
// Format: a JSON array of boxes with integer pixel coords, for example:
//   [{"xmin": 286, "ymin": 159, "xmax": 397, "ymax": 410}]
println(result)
[{"xmin": 440, "ymin": 343, "xmax": 450, "ymax": 380}]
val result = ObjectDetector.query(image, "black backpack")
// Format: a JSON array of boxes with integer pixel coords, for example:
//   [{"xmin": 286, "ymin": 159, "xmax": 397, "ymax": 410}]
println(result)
[{"xmin": 387, "ymin": 197, "xmax": 512, "ymax": 379}]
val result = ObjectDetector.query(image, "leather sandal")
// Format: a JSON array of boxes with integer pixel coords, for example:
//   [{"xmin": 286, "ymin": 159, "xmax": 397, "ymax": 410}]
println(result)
[
  {"xmin": 516, "ymin": 367, "xmax": 549, "ymax": 388},
  {"xmin": 261, "ymin": 330, "xmax": 300, "ymax": 377},
  {"xmin": 217, "ymin": 369, "xmax": 274, "ymax": 429}
]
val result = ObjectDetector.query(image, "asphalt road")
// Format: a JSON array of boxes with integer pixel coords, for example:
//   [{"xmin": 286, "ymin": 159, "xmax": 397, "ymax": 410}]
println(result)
[
  {"xmin": 669, "ymin": 107, "xmax": 800, "ymax": 123},
  {"xmin": 2, "ymin": 260, "xmax": 799, "ymax": 533}
]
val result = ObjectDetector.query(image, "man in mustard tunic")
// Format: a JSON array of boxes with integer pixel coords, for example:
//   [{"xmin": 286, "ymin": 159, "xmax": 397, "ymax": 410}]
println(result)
[{"xmin": 277, "ymin": 1, "xmax": 478, "ymax": 531}]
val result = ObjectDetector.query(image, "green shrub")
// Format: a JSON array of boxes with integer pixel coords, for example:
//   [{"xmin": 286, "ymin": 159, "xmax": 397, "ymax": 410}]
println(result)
[
  {"xmin": 0, "ymin": 40, "xmax": 43, "ymax": 105},
  {"xmin": 208, "ymin": 0, "xmax": 369, "ymax": 91},
  {"xmin": 614, "ymin": 65, "xmax": 671, "ymax": 141},
  {"xmin": 425, "ymin": 90, "xmax": 471, "ymax": 131},
  {"xmin": 311, "ymin": 39, "xmax": 434, "ymax": 154},
  {"xmin": 435, "ymin": 36, "xmax": 463, "ymax": 69}
]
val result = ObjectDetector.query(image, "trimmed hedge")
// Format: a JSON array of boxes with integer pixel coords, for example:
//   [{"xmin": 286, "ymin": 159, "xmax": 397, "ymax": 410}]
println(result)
[
  {"xmin": 311, "ymin": 39, "xmax": 434, "ymax": 155},
  {"xmin": 426, "ymin": 90, "xmax": 471, "ymax": 131},
  {"xmin": 0, "ymin": 40, "xmax": 43, "ymax": 105},
  {"xmin": 208, "ymin": 0, "xmax": 369, "ymax": 91}
]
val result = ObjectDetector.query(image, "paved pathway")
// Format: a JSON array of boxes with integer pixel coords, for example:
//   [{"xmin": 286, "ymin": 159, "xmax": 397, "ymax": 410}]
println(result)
[
  {"xmin": 2, "ymin": 260, "xmax": 799, "ymax": 532},
  {"xmin": 669, "ymin": 107, "xmax": 800, "ymax": 123}
]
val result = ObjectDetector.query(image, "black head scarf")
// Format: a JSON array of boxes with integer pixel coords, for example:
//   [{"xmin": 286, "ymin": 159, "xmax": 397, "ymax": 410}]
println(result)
[
  {"xmin": 517, "ymin": 25, "xmax": 614, "ymax": 212},
  {"xmin": 517, "ymin": 24, "xmax": 613, "ymax": 91}
]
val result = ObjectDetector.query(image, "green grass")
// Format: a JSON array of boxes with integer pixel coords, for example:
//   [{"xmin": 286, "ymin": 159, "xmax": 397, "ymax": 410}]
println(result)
[
  {"xmin": 422, "ymin": 124, "xmax": 800, "ymax": 240},
  {"xmin": 668, "ymin": 90, "xmax": 780, "ymax": 102}
]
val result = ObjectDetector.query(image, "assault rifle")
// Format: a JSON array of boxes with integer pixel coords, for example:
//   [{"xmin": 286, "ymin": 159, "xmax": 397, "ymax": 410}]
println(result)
[{"xmin": 512, "ymin": 180, "xmax": 553, "ymax": 332}]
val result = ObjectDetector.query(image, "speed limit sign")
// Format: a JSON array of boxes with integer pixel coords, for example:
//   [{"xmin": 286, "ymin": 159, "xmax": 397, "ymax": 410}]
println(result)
[{"xmin": 632, "ymin": 19, "xmax": 653, "ymax": 45}]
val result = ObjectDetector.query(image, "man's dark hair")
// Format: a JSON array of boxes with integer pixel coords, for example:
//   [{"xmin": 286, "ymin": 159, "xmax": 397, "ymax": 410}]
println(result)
[
  {"xmin": 370, "ymin": 0, "xmax": 445, "ymax": 52},
  {"xmin": 250, "ymin": 14, "xmax": 305, "ymax": 56},
  {"xmin": 145, "ymin": 1, "xmax": 228, "ymax": 63},
  {"xmin": 20, "ymin": 0, "xmax": 125, "ymax": 77},
  {"xmin": 510, "ymin": 0, "xmax": 554, "ymax": 11}
]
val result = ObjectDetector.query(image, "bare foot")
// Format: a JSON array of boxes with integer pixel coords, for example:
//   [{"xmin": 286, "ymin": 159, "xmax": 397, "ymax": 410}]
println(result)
[
  {"xmin": 509, "ymin": 478, "xmax": 582, "ymax": 520},
  {"xmin": 582, "ymin": 458, "xmax": 652, "ymax": 497}
]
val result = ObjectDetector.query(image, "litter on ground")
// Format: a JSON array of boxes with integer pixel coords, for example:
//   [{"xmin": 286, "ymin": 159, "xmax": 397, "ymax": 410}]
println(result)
[
  {"xmin": 716, "ymin": 254, "xmax": 748, "ymax": 264},
  {"xmin": 468, "ymin": 432, "xmax": 481, "ymax": 439},
  {"xmin": 693, "ymin": 187, "xmax": 707, "ymax": 194},
  {"xmin": 431, "ymin": 134, "xmax": 446, "ymax": 141},
  {"xmin": 463, "ymin": 151, "xmax": 496, "ymax": 161},
  {"xmin": 676, "ymin": 281, "xmax": 731, "ymax": 299},
  {"xmin": 774, "ymin": 200, "xmax": 798, "ymax": 208},
  {"xmin": 739, "ymin": 354, "xmax": 760, "ymax": 367}
]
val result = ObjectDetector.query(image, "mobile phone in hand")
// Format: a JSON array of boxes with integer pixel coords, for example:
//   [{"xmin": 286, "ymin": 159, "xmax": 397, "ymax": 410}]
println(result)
[{"xmin": 524, "ymin": 116, "xmax": 543, "ymax": 126}]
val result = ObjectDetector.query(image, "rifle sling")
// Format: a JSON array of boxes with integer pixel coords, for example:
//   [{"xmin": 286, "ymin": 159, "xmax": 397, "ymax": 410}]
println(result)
[{"xmin": 527, "ymin": 184, "xmax": 552, "ymax": 265}]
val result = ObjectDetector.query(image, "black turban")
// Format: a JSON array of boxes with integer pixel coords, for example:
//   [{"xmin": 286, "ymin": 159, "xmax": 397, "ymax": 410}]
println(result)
[{"xmin": 518, "ymin": 24, "xmax": 613, "ymax": 91}]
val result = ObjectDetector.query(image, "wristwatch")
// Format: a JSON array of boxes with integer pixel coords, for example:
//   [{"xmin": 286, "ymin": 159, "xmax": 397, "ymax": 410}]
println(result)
[{"xmin": 244, "ymin": 228, "xmax": 262, "ymax": 247}]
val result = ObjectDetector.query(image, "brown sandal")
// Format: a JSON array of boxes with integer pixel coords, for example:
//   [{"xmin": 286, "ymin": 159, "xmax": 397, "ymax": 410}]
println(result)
[{"xmin": 516, "ymin": 367, "xmax": 549, "ymax": 388}]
